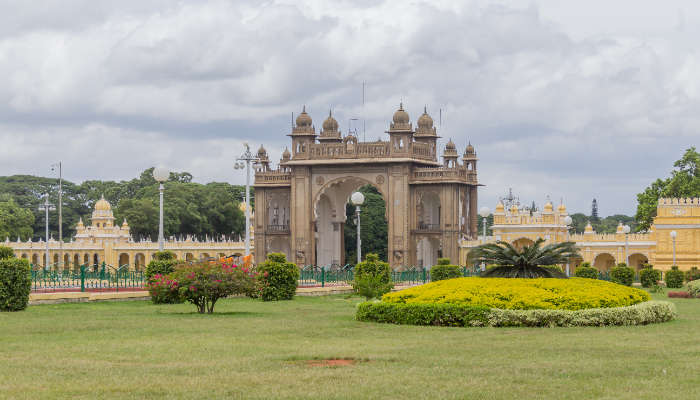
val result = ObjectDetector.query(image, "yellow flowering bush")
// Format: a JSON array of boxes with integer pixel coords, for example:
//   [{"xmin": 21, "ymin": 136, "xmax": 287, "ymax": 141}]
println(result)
[{"xmin": 382, "ymin": 277, "xmax": 650, "ymax": 310}]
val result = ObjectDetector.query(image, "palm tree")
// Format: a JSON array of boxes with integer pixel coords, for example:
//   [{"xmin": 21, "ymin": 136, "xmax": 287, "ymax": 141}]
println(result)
[{"xmin": 469, "ymin": 238, "xmax": 580, "ymax": 278}]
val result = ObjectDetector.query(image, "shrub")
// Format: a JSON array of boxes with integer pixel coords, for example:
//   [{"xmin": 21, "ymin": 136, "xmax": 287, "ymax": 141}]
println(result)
[
  {"xmin": 154, "ymin": 251, "xmax": 176, "ymax": 261},
  {"xmin": 357, "ymin": 301, "xmax": 675, "ymax": 327},
  {"xmin": 685, "ymin": 267, "xmax": 700, "ymax": 283},
  {"xmin": 353, "ymin": 253, "xmax": 393, "ymax": 299},
  {"xmin": 430, "ymin": 258, "xmax": 461, "ymax": 282},
  {"xmin": 0, "ymin": 246, "xmax": 15, "ymax": 260},
  {"xmin": 0, "ymin": 255, "xmax": 31, "ymax": 312},
  {"xmin": 171, "ymin": 261, "xmax": 257, "ymax": 313},
  {"xmin": 665, "ymin": 266, "xmax": 684, "ymax": 289},
  {"xmin": 610, "ymin": 263, "xmax": 634, "ymax": 286},
  {"xmin": 687, "ymin": 280, "xmax": 700, "ymax": 297},
  {"xmin": 668, "ymin": 291, "xmax": 693, "ymax": 298},
  {"xmin": 640, "ymin": 267, "xmax": 661, "ymax": 288},
  {"xmin": 146, "ymin": 273, "xmax": 181, "ymax": 304},
  {"xmin": 145, "ymin": 258, "xmax": 178, "ymax": 281},
  {"xmin": 257, "ymin": 253, "xmax": 299, "ymax": 301},
  {"xmin": 381, "ymin": 277, "xmax": 650, "ymax": 310},
  {"xmin": 574, "ymin": 262, "xmax": 598, "ymax": 279}
]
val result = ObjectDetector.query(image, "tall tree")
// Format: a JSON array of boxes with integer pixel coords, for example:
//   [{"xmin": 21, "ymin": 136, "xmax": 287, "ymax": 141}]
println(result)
[
  {"xmin": 0, "ymin": 195, "xmax": 35, "ymax": 241},
  {"xmin": 636, "ymin": 147, "xmax": 700, "ymax": 231}
]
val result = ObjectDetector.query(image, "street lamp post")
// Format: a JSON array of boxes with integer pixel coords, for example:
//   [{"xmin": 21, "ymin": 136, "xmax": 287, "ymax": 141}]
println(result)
[
  {"xmin": 622, "ymin": 224, "xmax": 631, "ymax": 266},
  {"xmin": 235, "ymin": 143, "xmax": 259, "ymax": 257},
  {"xmin": 38, "ymin": 195, "xmax": 55, "ymax": 270},
  {"xmin": 350, "ymin": 192, "xmax": 365, "ymax": 264},
  {"xmin": 152, "ymin": 167, "xmax": 170, "ymax": 252},
  {"xmin": 670, "ymin": 230, "xmax": 677, "ymax": 266},
  {"xmin": 51, "ymin": 162, "xmax": 63, "ymax": 269},
  {"xmin": 564, "ymin": 215, "xmax": 573, "ymax": 276},
  {"xmin": 479, "ymin": 206, "xmax": 491, "ymax": 242}
]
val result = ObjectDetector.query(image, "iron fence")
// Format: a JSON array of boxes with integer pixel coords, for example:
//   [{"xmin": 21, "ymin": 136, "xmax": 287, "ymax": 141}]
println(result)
[{"xmin": 30, "ymin": 263, "xmax": 145, "ymax": 293}]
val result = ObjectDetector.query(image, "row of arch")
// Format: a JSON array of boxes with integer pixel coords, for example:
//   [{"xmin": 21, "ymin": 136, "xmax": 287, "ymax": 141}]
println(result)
[{"xmin": 18, "ymin": 252, "xmax": 101, "ymax": 269}]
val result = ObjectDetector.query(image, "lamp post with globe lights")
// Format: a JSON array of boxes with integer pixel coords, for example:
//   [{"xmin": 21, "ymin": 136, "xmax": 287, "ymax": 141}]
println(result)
[
  {"xmin": 152, "ymin": 167, "xmax": 170, "ymax": 252},
  {"xmin": 563, "ymin": 215, "xmax": 573, "ymax": 276},
  {"xmin": 479, "ymin": 206, "xmax": 491, "ymax": 242},
  {"xmin": 622, "ymin": 224, "xmax": 631, "ymax": 265},
  {"xmin": 670, "ymin": 230, "xmax": 677, "ymax": 266},
  {"xmin": 235, "ymin": 143, "xmax": 259, "ymax": 257},
  {"xmin": 38, "ymin": 195, "xmax": 55, "ymax": 270},
  {"xmin": 350, "ymin": 192, "xmax": 365, "ymax": 264}
]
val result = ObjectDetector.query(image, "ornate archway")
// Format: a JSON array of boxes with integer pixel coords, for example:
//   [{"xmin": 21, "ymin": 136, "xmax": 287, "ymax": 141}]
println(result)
[{"xmin": 593, "ymin": 253, "xmax": 616, "ymax": 272}]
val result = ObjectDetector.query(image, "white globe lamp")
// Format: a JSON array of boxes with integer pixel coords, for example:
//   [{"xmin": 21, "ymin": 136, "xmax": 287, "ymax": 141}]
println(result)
[
  {"xmin": 152, "ymin": 167, "xmax": 169, "ymax": 183},
  {"xmin": 351, "ymin": 192, "xmax": 365, "ymax": 206}
]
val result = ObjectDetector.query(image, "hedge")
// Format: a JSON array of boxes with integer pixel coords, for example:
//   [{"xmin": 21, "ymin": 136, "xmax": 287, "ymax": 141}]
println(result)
[
  {"xmin": 356, "ymin": 301, "xmax": 676, "ymax": 327},
  {"xmin": 430, "ymin": 258, "xmax": 461, "ymax": 282},
  {"xmin": 0, "ymin": 255, "xmax": 31, "ymax": 312},
  {"xmin": 610, "ymin": 263, "xmax": 634, "ymax": 286},
  {"xmin": 665, "ymin": 266, "xmax": 684, "ymax": 289}
]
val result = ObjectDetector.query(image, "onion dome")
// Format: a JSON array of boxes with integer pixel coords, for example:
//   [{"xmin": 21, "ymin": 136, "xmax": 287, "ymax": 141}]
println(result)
[
  {"xmin": 257, "ymin": 145, "xmax": 268, "ymax": 159},
  {"xmin": 543, "ymin": 201, "xmax": 553, "ymax": 213},
  {"xmin": 121, "ymin": 219, "xmax": 129, "ymax": 228},
  {"xmin": 95, "ymin": 195, "xmax": 111, "ymax": 211},
  {"xmin": 282, "ymin": 147, "xmax": 291, "ymax": 161},
  {"xmin": 557, "ymin": 203, "xmax": 567, "ymax": 213},
  {"xmin": 392, "ymin": 103, "xmax": 409, "ymax": 124},
  {"xmin": 417, "ymin": 106, "xmax": 433, "ymax": 129},
  {"xmin": 295, "ymin": 105, "xmax": 312, "ymax": 127},
  {"xmin": 445, "ymin": 139, "xmax": 456, "ymax": 150},
  {"xmin": 465, "ymin": 142, "xmax": 475, "ymax": 155},
  {"xmin": 322, "ymin": 110, "xmax": 339, "ymax": 132},
  {"xmin": 510, "ymin": 204, "xmax": 519, "ymax": 214},
  {"xmin": 495, "ymin": 201, "xmax": 505, "ymax": 213},
  {"xmin": 584, "ymin": 222, "xmax": 594, "ymax": 233}
]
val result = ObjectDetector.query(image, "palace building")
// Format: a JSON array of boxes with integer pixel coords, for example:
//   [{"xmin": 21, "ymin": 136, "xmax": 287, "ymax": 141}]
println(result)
[
  {"xmin": 459, "ymin": 197, "xmax": 700, "ymax": 272},
  {"xmin": 7, "ymin": 196, "xmax": 249, "ymax": 270},
  {"xmin": 254, "ymin": 104, "xmax": 480, "ymax": 268}
]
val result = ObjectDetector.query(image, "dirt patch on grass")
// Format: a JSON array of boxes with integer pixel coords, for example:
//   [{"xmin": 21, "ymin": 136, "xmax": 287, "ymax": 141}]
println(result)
[{"xmin": 305, "ymin": 358, "xmax": 362, "ymax": 367}]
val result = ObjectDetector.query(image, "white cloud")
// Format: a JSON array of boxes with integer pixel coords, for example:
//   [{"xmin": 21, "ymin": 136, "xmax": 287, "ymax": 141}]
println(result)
[{"xmin": 1, "ymin": 0, "xmax": 699, "ymax": 216}]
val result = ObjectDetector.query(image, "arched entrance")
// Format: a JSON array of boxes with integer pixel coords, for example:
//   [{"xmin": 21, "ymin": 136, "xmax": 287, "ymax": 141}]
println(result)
[
  {"xmin": 314, "ymin": 178, "xmax": 387, "ymax": 267},
  {"xmin": 628, "ymin": 253, "xmax": 649, "ymax": 270},
  {"xmin": 135, "ymin": 253, "xmax": 145, "ymax": 271},
  {"xmin": 119, "ymin": 253, "xmax": 129, "ymax": 268},
  {"xmin": 185, "ymin": 253, "xmax": 194, "ymax": 262},
  {"xmin": 31, "ymin": 254, "xmax": 38, "ymax": 266},
  {"xmin": 416, "ymin": 236, "xmax": 440, "ymax": 268},
  {"xmin": 593, "ymin": 253, "xmax": 616, "ymax": 272},
  {"xmin": 512, "ymin": 237, "xmax": 535, "ymax": 251}
]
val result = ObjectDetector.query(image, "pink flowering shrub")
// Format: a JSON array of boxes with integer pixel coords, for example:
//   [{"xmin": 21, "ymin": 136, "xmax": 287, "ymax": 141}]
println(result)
[
  {"xmin": 146, "ymin": 273, "xmax": 182, "ymax": 304},
  {"xmin": 171, "ymin": 262, "xmax": 257, "ymax": 313}
]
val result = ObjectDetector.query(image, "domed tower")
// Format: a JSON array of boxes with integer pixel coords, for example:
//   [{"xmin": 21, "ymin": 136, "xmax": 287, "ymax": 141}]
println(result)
[
  {"xmin": 92, "ymin": 195, "xmax": 115, "ymax": 229},
  {"xmin": 257, "ymin": 145, "xmax": 270, "ymax": 171},
  {"xmin": 288, "ymin": 105, "xmax": 316, "ymax": 159},
  {"xmin": 318, "ymin": 110, "xmax": 342, "ymax": 143},
  {"xmin": 386, "ymin": 103, "xmax": 413, "ymax": 156},
  {"xmin": 414, "ymin": 106, "xmax": 438, "ymax": 160},
  {"xmin": 442, "ymin": 139, "xmax": 459, "ymax": 168},
  {"xmin": 462, "ymin": 142, "xmax": 477, "ymax": 171}
]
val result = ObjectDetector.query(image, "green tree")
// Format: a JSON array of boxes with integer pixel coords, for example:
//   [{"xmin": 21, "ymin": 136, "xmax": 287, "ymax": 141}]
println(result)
[
  {"xmin": 0, "ymin": 195, "xmax": 35, "ymax": 241},
  {"xmin": 636, "ymin": 147, "xmax": 700, "ymax": 231},
  {"xmin": 469, "ymin": 239, "xmax": 579, "ymax": 278}
]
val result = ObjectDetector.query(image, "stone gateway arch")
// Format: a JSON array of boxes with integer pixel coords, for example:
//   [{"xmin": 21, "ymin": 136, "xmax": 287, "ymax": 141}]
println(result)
[{"xmin": 254, "ymin": 104, "xmax": 480, "ymax": 268}]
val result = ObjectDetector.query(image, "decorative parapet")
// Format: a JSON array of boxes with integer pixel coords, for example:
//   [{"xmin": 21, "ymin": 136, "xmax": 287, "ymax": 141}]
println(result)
[
  {"xmin": 254, "ymin": 170, "xmax": 291, "ymax": 186},
  {"xmin": 410, "ymin": 166, "xmax": 476, "ymax": 184},
  {"xmin": 297, "ymin": 140, "xmax": 436, "ymax": 162},
  {"xmin": 569, "ymin": 232, "xmax": 653, "ymax": 243}
]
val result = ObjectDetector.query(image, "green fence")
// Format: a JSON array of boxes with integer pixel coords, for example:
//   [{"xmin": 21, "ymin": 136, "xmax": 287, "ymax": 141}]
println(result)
[
  {"xmin": 31, "ymin": 263, "xmax": 146, "ymax": 292},
  {"xmin": 298, "ymin": 265, "xmax": 482, "ymax": 287}
]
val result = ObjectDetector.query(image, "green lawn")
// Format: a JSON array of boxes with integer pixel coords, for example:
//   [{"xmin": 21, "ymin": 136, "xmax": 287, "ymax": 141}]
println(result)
[{"xmin": 1, "ymin": 292, "xmax": 699, "ymax": 399}]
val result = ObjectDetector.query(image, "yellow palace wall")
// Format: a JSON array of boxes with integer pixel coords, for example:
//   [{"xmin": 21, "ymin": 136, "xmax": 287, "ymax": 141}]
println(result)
[{"xmin": 460, "ymin": 198, "xmax": 700, "ymax": 272}]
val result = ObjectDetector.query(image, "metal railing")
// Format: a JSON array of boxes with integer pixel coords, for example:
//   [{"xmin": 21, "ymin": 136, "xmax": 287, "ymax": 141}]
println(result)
[
  {"xmin": 297, "ymin": 265, "xmax": 482, "ymax": 287},
  {"xmin": 30, "ymin": 263, "xmax": 145, "ymax": 293}
]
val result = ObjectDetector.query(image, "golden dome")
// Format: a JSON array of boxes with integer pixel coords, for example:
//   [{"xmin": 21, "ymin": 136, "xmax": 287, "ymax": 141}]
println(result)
[
  {"xmin": 76, "ymin": 218, "xmax": 84, "ymax": 228},
  {"xmin": 557, "ymin": 203, "xmax": 567, "ymax": 213},
  {"xmin": 584, "ymin": 222, "xmax": 594, "ymax": 233},
  {"xmin": 121, "ymin": 219, "xmax": 129, "ymax": 228},
  {"xmin": 417, "ymin": 106, "xmax": 433, "ymax": 129},
  {"xmin": 495, "ymin": 201, "xmax": 505, "ymax": 213},
  {"xmin": 510, "ymin": 204, "xmax": 519, "ymax": 214},
  {"xmin": 95, "ymin": 195, "xmax": 111, "ymax": 211},
  {"xmin": 616, "ymin": 222, "xmax": 624, "ymax": 233},
  {"xmin": 544, "ymin": 201, "xmax": 553, "ymax": 212},
  {"xmin": 322, "ymin": 110, "xmax": 339, "ymax": 133},
  {"xmin": 392, "ymin": 103, "xmax": 410, "ymax": 125},
  {"xmin": 295, "ymin": 105, "xmax": 312, "ymax": 127}
]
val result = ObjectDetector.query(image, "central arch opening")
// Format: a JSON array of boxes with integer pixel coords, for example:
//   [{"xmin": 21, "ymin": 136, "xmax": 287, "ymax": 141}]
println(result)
[{"xmin": 314, "ymin": 179, "xmax": 387, "ymax": 267}]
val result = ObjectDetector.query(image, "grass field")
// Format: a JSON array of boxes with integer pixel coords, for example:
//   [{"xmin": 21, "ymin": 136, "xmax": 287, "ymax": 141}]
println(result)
[{"xmin": 1, "ymin": 291, "xmax": 699, "ymax": 399}]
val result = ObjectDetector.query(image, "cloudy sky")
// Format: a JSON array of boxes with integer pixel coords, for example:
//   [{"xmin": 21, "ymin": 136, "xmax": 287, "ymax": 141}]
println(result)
[{"xmin": 1, "ymin": 0, "xmax": 698, "ymax": 216}]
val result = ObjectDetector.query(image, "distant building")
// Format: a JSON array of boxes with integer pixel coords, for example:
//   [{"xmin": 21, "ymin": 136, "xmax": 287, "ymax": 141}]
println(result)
[
  {"xmin": 6, "ymin": 196, "xmax": 250, "ymax": 270},
  {"xmin": 460, "ymin": 197, "xmax": 700, "ymax": 272}
]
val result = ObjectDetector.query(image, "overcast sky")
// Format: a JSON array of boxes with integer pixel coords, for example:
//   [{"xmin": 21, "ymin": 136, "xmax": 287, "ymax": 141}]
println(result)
[{"xmin": 1, "ymin": 0, "xmax": 698, "ymax": 216}]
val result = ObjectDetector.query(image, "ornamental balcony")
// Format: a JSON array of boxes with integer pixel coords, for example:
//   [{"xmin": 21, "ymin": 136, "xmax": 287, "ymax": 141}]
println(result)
[
  {"xmin": 410, "ymin": 167, "xmax": 477, "ymax": 184},
  {"xmin": 266, "ymin": 224, "xmax": 290, "ymax": 234},
  {"xmin": 414, "ymin": 222, "xmax": 441, "ymax": 233}
]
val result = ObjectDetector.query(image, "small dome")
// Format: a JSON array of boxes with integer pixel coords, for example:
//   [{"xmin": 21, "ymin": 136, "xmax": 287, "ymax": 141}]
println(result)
[
  {"xmin": 282, "ymin": 147, "xmax": 291, "ymax": 160},
  {"xmin": 616, "ymin": 222, "xmax": 624, "ymax": 233},
  {"xmin": 495, "ymin": 201, "xmax": 505, "ymax": 213},
  {"xmin": 465, "ymin": 142, "xmax": 475, "ymax": 155},
  {"xmin": 322, "ymin": 110, "xmax": 339, "ymax": 132},
  {"xmin": 445, "ymin": 139, "xmax": 456, "ymax": 150},
  {"xmin": 121, "ymin": 219, "xmax": 129, "ymax": 228},
  {"xmin": 557, "ymin": 203, "xmax": 567, "ymax": 213},
  {"xmin": 295, "ymin": 105, "xmax": 312, "ymax": 127},
  {"xmin": 392, "ymin": 103, "xmax": 410, "ymax": 125},
  {"xmin": 510, "ymin": 204, "xmax": 519, "ymax": 214},
  {"xmin": 77, "ymin": 218, "xmax": 84, "ymax": 228},
  {"xmin": 544, "ymin": 201, "xmax": 553, "ymax": 212},
  {"xmin": 95, "ymin": 195, "xmax": 111, "ymax": 211},
  {"xmin": 584, "ymin": 222, "xmax": 594, "ymax": 233},
  {"xmin": 257, "ymin": 145, "xmax": 267, "ymax": 158},
  {"xmin": 417, "ymin": 106, "xmax": 433, "ymax": 129}
]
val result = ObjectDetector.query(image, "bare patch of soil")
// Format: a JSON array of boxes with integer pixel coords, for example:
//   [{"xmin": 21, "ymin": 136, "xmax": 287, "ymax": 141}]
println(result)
[{"xmin": 306, "ymin": 358, "xmax": 358, "ymax": 367}]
